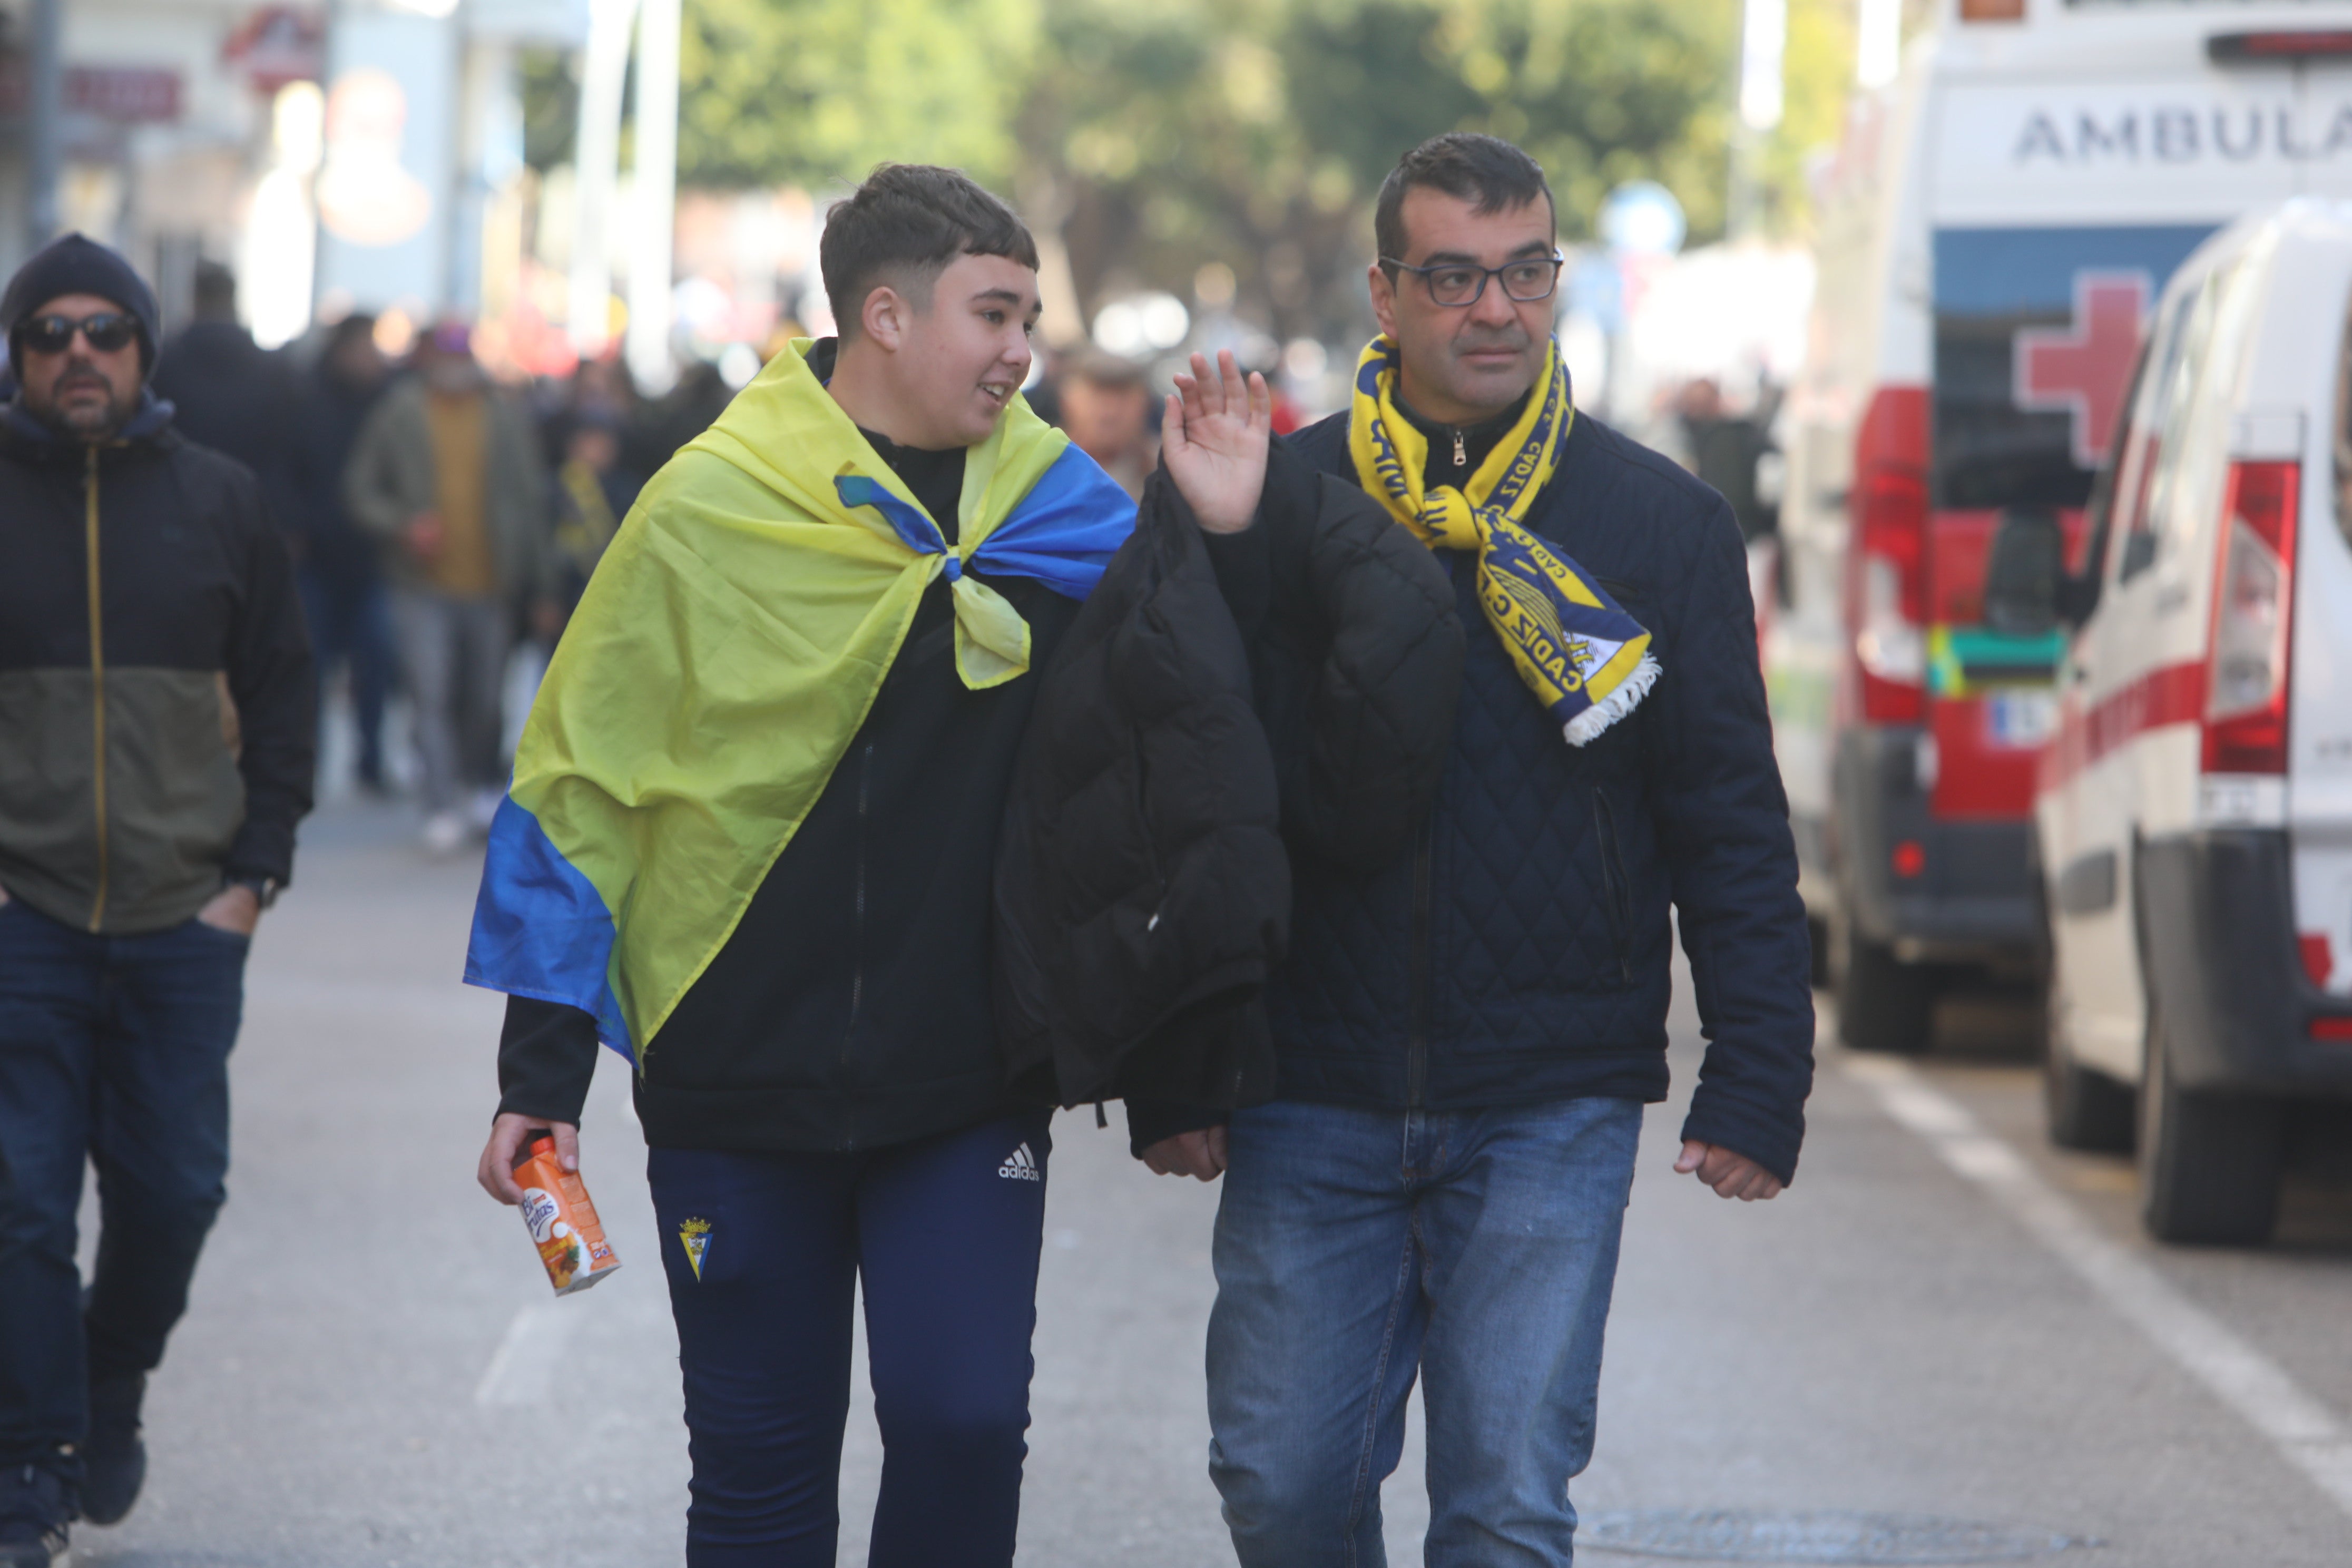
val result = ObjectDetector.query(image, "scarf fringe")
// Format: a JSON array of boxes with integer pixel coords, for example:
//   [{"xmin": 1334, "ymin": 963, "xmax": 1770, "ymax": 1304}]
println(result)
[{"xmin": 1561, "ymin": 652, "xmax": 1661, "ymax": 747}]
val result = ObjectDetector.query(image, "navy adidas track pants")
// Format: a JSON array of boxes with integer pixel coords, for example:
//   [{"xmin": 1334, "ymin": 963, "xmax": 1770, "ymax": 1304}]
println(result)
[{"xmin": 646, "ymin": 1108, "xmax": 1053, "ymax": 1567}]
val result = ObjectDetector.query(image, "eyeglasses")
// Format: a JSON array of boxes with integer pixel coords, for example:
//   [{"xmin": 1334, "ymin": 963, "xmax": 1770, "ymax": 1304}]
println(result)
[
  {"xmin": 1379, "ymin": 254, "xmax": 1564, "ymax": 308},
  {"xmin": 16, "ymin": 312, "xmax": 141, "ymax": 356}
]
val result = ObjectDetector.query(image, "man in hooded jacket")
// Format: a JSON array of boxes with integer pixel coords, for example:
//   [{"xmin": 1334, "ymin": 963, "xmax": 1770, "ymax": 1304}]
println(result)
[{"xmin": 0, "ymin": 233, "xmax": 315, "ymax": 1566}]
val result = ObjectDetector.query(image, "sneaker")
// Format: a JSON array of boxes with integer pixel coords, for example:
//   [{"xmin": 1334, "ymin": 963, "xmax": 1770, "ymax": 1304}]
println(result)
[
  {"xmin": 0, "ymin": 1464, "xmax": 71, "ymax": 1566},
  {"xmin": 420, "ymin": 810, "xmax": 467, "ymax": 857},
  {"xmin": 79, "ymin": 1376, "xmax": 145, "ymax": 1527}
]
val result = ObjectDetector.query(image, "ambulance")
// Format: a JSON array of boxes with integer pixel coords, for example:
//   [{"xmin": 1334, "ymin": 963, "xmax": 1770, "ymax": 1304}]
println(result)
[
  {"xmin": 1768, "ymin": 0, "xmax": 2352, "ymax": 1057},
  {"xmin": 2015, "ymin": 200, "xmax": 2352, "ymax": 1244}
]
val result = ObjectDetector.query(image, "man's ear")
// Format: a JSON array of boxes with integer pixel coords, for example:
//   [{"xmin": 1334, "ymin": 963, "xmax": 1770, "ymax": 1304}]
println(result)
[
  {"xmin": 1368, "ymin": 262, "xmax": 1399, "ymax": 340},
  {"xmin": 861, "ymin": 285, "xmax": 908, "ymax": 351}
]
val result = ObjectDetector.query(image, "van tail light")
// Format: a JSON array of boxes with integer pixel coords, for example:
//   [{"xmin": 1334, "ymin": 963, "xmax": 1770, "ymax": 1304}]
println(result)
[
  {"xmin": 2201, "ymin": 460, "xmax": 2298, "ymax": 776},
  {"xmin": 1849, "ymin": 389, "xmax": 1929, "ymax": 723}
]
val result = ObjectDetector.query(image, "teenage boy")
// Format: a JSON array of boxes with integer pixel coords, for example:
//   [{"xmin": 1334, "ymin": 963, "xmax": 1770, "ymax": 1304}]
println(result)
[
  {"xmin": 467, "ymin": 164, "xmax": 1272, "ymax": 1567},
  {"xmin": 1136, "ymin": 133, "xmax": 1815, "ymax": 1565}
]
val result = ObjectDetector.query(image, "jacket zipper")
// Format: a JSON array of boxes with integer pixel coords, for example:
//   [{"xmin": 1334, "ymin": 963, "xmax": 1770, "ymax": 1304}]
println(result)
[
  {"xmin": 1451, "ymin": 428, "xmax": 1466, "ymax": 469},
  {"xmin": 838, "ymin": 741, "xmax": 874, "ymax": 1140},
  {"xmin": 84, "ymin": 447, "xmax": 110, "ymax": 933},
  {"xmin": 1593, "ymin": 787, "xmax": 1632, "ymax": 984}
]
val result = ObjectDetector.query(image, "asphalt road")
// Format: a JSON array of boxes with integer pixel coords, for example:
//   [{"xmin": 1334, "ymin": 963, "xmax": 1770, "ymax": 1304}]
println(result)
[{"xmin": 65, "ymin": 801, "xmax": 2352, "ymax": 1566}]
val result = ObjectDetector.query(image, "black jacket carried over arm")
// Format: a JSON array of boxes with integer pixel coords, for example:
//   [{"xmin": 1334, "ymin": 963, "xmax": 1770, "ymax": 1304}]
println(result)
[{"xmin": 993, "ymin": 442, "xmax": 1463, "ymax": 1119}]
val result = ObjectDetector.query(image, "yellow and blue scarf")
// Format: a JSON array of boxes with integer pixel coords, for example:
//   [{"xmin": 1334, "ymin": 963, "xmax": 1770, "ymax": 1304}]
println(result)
[
  {"xmin": 463, "ymin": 339, "xmax": 1135, "ymax": 1062},
  {"xmin": 1348, "ymin": 336, "xmax": 1658, "ymax": 746}
]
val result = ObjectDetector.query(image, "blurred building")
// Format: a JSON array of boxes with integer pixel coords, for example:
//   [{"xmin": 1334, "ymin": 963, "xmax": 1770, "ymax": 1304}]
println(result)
[{"xmin": 0, "ymin": 0, "xmax": 583, "ymax": 346}]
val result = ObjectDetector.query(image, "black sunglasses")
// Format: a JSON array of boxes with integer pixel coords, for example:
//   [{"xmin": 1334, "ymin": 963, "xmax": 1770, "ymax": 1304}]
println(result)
[
  {"xmin": 1379, "ymin": 253, "xmax": 1565, "ymax": 308},
  {"xmin": 16, "ymin": 312, "xmax": 141, "ymax": 356}
]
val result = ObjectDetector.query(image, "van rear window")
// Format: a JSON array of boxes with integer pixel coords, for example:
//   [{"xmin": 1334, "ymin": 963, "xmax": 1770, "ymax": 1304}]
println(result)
[{"xmin": 1933, "ymin": 225, "xmax": 2212, "ymax": 511}]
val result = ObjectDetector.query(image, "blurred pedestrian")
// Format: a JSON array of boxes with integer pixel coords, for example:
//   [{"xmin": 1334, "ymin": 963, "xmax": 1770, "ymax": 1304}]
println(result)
[
  {"xmin": 149, "ymin": 261, "xmax": 304, "ymax": 529},
  {"xmin": 467, "ymin": 164, "xmax": 1184, "ymax": 1567},
  {"xmin": 291, "ymin": 315, "xmax": 398, "ymax": 792},
  {"xmin": 344, "ymin": 321, "xmax": 554, "ymax": 856},
  {"xmin": 1055, "ymin": 347, "xmax": 1157, "ymax": 499},
  {"xmin": 549, "ymin": 408, "xmax": 641, "ymax": 619},
  {"xmin": 0, "ymin": 234, "xmax": 315, "ymax": 1568},
  {"xmin": 1675, "ymin": 376, "xmax": 1779, "ymax": 543},
  {"xmin": 1133, "ymin": 135, "xmax": 1815, "ymax": 1566},
  {"xmin": 535, "ymin": 354, "xmax": 642, "ymax": 472},
  {"xmin": 634, "ymin": 358, "xmax": 737, "ymax": 466}
]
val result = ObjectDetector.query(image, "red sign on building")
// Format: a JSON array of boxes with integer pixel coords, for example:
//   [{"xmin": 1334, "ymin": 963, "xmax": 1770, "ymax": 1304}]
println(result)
[{"xmin": 70, "ymin": 67, "xmax": 183, "ymax": 122}]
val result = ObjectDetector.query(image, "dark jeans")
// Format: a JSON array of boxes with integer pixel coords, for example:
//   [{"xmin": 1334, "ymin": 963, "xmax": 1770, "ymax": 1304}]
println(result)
[
  {"xmin": 298, "ymin": 566, "xmax": 395, "ymax": 787},
  {"xmin": 0, "ymin": 896, "xmax": 248, "ymax": 1485},
  {"xmin": 645, "ymin": 1108, "xmax": 1052, "ymax": 1567}
]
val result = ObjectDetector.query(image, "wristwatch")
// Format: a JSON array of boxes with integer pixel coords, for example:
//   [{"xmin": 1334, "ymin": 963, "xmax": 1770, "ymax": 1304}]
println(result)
[{"xmin": 226, "ymin": 872, "xmax": 281, "ymax": 910}]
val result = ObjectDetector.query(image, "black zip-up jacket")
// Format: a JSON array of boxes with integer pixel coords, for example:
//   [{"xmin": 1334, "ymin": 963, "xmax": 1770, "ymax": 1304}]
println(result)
[
  {"xmin": 498, "ymin": 383, "xmax": 1087, "ymax": 1153},
  {"xmin": 1130, "ymin": 399, "xmax": 1815, "ymax": 1183},
  {"xmin": 0, "ymin": 394, "xmax": 316, "ymax": 932}
]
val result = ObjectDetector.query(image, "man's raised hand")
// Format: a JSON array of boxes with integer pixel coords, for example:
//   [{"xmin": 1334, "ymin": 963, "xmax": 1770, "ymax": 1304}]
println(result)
[{"xmin": 1161, "ymin": 349, "xmax": 1272, "ymax": 536}]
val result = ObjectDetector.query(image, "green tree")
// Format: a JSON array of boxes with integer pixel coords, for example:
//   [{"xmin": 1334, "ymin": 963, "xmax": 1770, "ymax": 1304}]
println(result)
[
  {"xmin": 650, "ymin": 0, "xmax": 1849, "ymax": 335},
  {"xmin": 678, "ymin": 0, "xmax": 1043, "ymax": 189}
]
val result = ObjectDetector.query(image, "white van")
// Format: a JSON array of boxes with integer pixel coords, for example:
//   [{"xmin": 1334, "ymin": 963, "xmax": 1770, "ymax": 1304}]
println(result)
[
  {"xmin": 2013, "ymin": 200, "xmax": 2352, "ymax": 1246},
  {"xmin": 1771, "ymin": 0, "xmax": 2352, "ymax": 1054}
]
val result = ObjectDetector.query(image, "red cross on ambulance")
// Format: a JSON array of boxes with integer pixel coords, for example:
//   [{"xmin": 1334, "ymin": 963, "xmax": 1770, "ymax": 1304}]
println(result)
[{"xmin": 2012, "ymin": 272, "xmax": 2151, "ymax": 469}]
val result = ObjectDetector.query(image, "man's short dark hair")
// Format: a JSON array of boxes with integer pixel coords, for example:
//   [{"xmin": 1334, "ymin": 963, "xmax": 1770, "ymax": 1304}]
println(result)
[
  {"xmin": 1374, "ymin": 134, "xmax": 1556, "ymax": 266},
  {"xmin": 820, "ymin": 164, "xmax": 1040, "ymax": 338}
]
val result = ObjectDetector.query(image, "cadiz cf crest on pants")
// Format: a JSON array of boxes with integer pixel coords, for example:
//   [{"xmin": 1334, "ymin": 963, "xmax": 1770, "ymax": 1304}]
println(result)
[{"xmin": 678, "ymin": 1217, "xmax": 712, "ymax": 1281}]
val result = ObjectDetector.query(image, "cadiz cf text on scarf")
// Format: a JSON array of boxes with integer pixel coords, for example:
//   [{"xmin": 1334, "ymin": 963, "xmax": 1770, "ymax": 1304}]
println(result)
[{"xmin": 1347, "ymin": 335, "xmax": 1659, "ymax": 746}]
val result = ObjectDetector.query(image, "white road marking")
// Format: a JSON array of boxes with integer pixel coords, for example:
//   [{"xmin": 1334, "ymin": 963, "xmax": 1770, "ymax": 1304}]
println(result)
[
  {"xmin": 1841, "ymin": 1052, "xmax": 2352, "ymax": 1519},
  {"xmin": 474, "ymin": 1299, "xmax": 578, "ymax": 1407}
]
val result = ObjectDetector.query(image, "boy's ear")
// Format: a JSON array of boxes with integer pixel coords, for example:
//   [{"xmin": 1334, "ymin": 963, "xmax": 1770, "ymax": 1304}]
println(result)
[{"xmin": 861, "ymin": 284, "xmax": 908, "ymax": 351}]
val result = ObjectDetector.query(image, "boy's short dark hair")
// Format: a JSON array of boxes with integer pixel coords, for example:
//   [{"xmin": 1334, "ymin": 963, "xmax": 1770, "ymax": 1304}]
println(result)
[
  {"xmin": 1374, "ymin": 134, "xmax": 1556, "ymax": 266},
  {"xmin": 821, "ymin": 164, "xmax": 1040, "ymax": 338}
]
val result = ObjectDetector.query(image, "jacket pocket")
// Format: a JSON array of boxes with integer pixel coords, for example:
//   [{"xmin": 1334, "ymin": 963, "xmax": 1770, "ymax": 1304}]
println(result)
[{"xmin": 1592, "ymin": 786, "xmax": 1633, "ymax": 985}]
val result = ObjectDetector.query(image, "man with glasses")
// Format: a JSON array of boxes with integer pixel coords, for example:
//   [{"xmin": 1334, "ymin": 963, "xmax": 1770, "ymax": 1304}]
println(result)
[
  {"xmin": 1134, "ymin": 134, "xmax": 1814, "ymax": 1565},
  {"xmin": 0, "ymin": 234, "xmax": 314, "ymax": 1567}
]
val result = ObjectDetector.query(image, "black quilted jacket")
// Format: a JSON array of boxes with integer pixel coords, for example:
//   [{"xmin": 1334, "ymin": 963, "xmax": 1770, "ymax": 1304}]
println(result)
[
  {"xmin": 994, "ymin": 441, "xmax": 1463, "ymax": 1115},
  {"xmin": 1132, "ymin": 407, "xmax": 1816, "ymax": 1184}
]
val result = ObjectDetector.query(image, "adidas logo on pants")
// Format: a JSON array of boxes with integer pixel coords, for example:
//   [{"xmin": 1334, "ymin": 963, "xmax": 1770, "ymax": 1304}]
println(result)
[{"xmin": 998, "ymin": 1142, "xmax": 1042, "ymax": 1181}]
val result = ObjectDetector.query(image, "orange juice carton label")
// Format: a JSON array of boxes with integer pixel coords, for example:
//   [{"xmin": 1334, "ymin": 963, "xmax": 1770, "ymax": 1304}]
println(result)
[{"xmin": 512, "ymin": 1133, "xmax": 622, "ymax": 1295}]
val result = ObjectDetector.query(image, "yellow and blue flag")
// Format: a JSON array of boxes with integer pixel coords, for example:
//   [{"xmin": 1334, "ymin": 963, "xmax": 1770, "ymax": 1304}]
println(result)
[{"xmin": 463, "ymin": 339, "xmax": 1134, "ymax": 1063}]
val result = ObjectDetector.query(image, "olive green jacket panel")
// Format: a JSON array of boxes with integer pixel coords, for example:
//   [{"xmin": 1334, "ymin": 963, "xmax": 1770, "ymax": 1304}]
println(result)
[{"xmin": 0, "ymin": 667, "xmax": 246, "ymax": 932}]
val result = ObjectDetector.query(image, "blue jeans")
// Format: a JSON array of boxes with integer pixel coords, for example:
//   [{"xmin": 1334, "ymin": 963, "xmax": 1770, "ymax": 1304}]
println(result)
[
  {"xmin": 1206, "ymin": 1096, "xmax": 1642, "ymax": 1567},
  {"xmin": 0, "ymin": 897, "xmax": 249, "ymax": 1486},
  {"xmin": 646, "ymin": 1108, "xmax": 1052, "ymax": 1567}
]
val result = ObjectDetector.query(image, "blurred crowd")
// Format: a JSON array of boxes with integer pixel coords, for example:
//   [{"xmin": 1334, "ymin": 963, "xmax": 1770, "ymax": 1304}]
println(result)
[
  {"xmin": 93, "ymin": 266, "xmax": 1321, "ymax": 859},
  {"xmin": 123, "ymin": 263, "xmax": 744, "ymax": 854}
]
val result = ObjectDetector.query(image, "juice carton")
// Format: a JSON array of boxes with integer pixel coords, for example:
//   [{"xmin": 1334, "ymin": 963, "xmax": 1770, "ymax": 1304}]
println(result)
[{"xmin": 513, "ymin": 1130, "xmax": 622, "ymax": 1295}]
